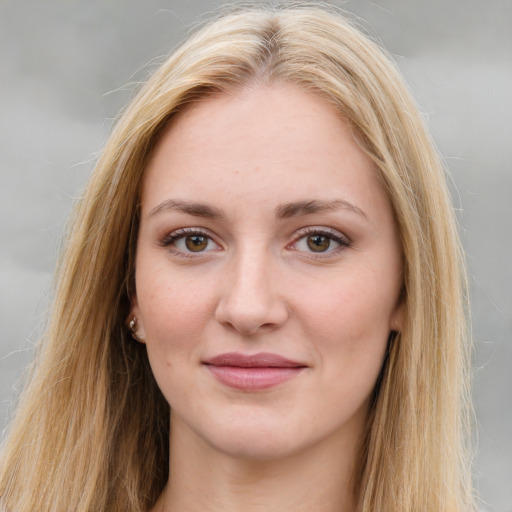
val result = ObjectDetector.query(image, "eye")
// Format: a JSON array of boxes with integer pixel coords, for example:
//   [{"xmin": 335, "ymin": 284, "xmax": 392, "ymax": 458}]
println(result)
[
  {"xmin": 161, "ymin": 228, "xmax": 220, "ymax": 255},
  {"xmin": 291, "ymin": 227, "xmax": 350, "ymax": 255}
]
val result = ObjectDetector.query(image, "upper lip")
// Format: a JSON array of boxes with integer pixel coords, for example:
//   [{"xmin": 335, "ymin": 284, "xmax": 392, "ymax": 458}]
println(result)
[{"xmin": 203, "ymin": 352, "xmax": 307, "ymax": 368}]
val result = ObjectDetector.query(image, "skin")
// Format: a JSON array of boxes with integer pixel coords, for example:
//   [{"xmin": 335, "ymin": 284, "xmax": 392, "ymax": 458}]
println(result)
[{"xmin": 131, "ymin": 82, "xmax": 404, "ymax": 512}]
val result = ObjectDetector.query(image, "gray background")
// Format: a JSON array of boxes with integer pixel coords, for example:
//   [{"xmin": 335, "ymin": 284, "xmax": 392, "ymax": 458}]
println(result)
[{"xmin": 1, "ymin": 0, "xmax": 510, "ymax": 510}]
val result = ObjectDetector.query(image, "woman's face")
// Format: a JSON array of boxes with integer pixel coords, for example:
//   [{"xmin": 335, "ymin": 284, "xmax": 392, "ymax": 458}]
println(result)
[{"xmin": 131, "ymin": 83, "xmax": 404, "ymax": 460}]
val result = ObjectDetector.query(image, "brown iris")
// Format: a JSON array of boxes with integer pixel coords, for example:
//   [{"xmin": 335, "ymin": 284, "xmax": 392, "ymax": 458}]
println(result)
[
  {"xmin": 185, "ymin": 235, "xmax": 208, "ymax": 252},
  {"xmin": 307, "ymin": 235, "xmax": 331, "ymax": 252}
]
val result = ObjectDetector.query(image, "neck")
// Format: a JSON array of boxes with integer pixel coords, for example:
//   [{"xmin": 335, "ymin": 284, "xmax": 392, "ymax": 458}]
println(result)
[{"xmin": 154, "ymin": 415, "xmax": 360, "ymax": 512}]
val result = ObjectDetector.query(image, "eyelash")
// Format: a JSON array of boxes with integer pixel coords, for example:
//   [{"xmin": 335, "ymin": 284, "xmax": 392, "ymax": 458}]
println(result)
[{"xmin": 160, "ymin": 226, "xmax": 351, "ymax": 258}]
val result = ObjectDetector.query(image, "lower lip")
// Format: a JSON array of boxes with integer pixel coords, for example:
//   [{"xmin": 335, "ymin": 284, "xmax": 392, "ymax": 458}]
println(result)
[{"xmin": 205, "ymin": 365, "xmax": 304, "ymax": 390}]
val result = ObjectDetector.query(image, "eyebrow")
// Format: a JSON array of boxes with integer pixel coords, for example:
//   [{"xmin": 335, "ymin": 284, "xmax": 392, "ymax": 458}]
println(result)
[
  {"xmin": 149, "ymin": 199, "xmax": 224, "ymax": 219},
  {"xmin": 148, "ymin": 198, "xmax": 366, "ymax": 220},
  {"xmin": 275, "ymin": 199, "xmax": 367, "ymax": 220}
]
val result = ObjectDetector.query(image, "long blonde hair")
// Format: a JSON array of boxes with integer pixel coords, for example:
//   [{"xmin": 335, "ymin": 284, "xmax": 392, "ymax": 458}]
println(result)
[{"xmin": 0, "ymin": 4, "xmax": 474, "ymax": 511}]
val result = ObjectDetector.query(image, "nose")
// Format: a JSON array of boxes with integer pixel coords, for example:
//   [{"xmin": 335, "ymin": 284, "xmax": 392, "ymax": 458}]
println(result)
[{"xmin": 215, "ymin": 249, "xmax": 289, "ymax": 336}]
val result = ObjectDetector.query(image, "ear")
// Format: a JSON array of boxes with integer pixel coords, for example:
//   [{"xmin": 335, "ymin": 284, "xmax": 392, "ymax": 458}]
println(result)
[
  {"xmin": 127, "ymin": 293, "xmax": 147, "ymax": 343},
  {"xmin": 389, "ymin": 300, "xmax": 405, "ymax": 333}
]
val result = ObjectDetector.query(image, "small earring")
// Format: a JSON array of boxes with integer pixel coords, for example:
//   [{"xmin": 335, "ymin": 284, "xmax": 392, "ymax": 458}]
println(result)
[{"xmin": 128, "ymin": 316, "xmax": 144, "ymax": 342}]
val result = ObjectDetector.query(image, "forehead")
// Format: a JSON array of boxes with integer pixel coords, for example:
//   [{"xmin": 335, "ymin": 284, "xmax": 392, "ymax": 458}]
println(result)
[{"xmin": 141, "ymin": 83, "xmax": 391, "ymax": 223}]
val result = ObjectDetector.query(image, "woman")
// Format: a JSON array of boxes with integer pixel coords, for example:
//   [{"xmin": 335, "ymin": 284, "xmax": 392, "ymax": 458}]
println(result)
[{"xmin": 0, "ymin": 4, "xmax": 475, "ymax": 511}]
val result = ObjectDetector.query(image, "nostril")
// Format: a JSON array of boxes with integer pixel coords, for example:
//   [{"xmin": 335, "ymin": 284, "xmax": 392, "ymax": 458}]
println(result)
[{"xmin": 215, "ymin": 296, "xmax": 289, "ymax": 336}]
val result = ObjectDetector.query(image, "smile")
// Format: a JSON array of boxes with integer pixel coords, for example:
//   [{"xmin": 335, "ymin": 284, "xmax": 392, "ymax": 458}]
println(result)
[{"xmin": 203, "ymin": 352, "xmax": 307, "ymax": 391}]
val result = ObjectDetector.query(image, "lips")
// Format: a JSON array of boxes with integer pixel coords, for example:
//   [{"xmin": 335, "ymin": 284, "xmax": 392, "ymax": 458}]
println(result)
[{"xmin": 203, "ymin": 352, "xmax": 307, "ymax": 390}]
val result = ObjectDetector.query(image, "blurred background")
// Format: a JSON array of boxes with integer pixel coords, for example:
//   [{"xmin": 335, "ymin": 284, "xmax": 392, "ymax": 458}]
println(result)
[{"xmin": 1, "ymin": 0, "xmax": 510, "ymax": 509}]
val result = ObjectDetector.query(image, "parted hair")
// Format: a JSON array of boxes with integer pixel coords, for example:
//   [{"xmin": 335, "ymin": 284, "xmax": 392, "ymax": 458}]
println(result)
[{"xmin": 0, "ymin": 3, "xmax": 474, "ymax": 511}]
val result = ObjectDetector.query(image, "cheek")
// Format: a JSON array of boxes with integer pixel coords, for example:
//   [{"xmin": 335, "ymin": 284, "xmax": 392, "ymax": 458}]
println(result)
[
  {"xmin": 136, "ymin": 263, "xmax": 217, "ymax": 352},
  {"xmin": 135, "ymin": 267, "xmax": 217, "ymax": 406},
  {"xmin": 294, "ymin": 263, "xmax": 398, "ymax": 380},
  {"xmin": 304, "ymin": 280, "xmax": 392, "ymax": 406},
  {"xmin": 301, "ymin": 271, "xmax": 396, "ymax": 342}
]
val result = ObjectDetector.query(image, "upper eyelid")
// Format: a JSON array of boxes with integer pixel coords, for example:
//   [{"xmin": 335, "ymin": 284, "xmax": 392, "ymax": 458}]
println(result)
[
  {"xmin": 163, "ymin": 226, "xmax": 215, "ymax": 239},
  {"xmin": 292, "ymin": 226, "xmax": 351, "ymax": 242},
  {"xmin": 160, "ymin": 227, "xmax": 220, "ymax": 247}
]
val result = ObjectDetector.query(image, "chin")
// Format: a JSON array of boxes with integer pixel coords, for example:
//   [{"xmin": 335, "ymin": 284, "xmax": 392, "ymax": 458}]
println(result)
[
  {"xmin": 209, "ymin": 430, "xmax": 302, "ymax": 462},
  {"xmin": 199, "ymin": 409, "xmax": 329, "ymax": 462}
]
